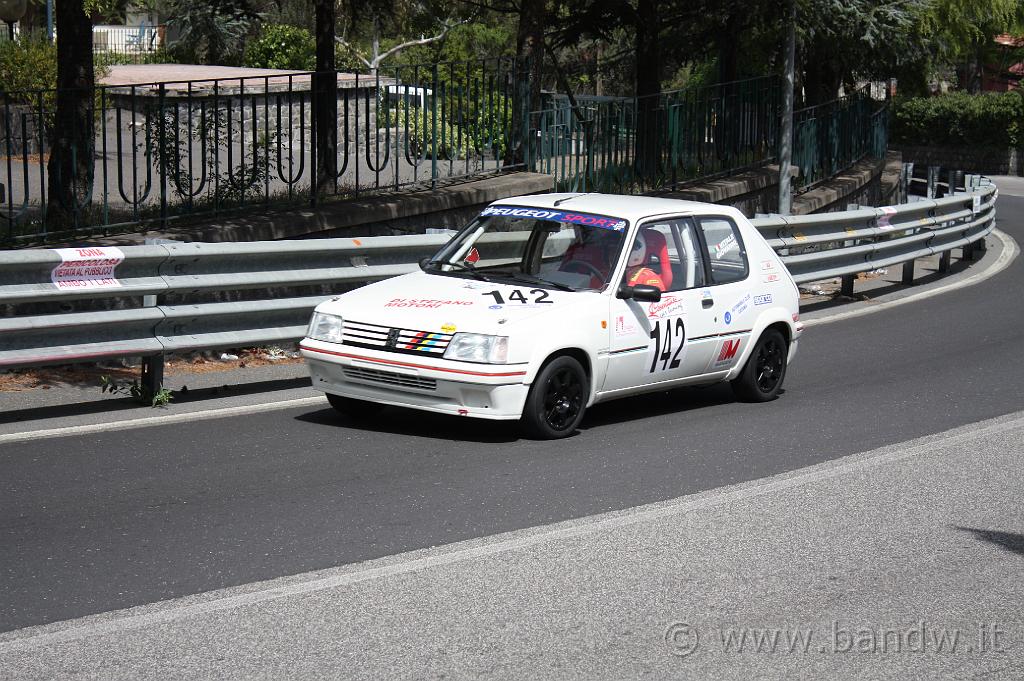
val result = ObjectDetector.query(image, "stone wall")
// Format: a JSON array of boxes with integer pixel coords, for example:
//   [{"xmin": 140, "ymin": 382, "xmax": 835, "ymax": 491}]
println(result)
[
  {"xmin": 652, "ymin": 167, "xmax": 782, "ymax": 216},
  {"xmin": 95, "ymin": 171, "xmax": 555, "ymax": 245},
  {"xmin": 655, "ymin": 151, "xmax": 901, "ymax": 217},
  {"xmin": 893, "ymin": 144, "xmax": 1020, "ymax": 176}
]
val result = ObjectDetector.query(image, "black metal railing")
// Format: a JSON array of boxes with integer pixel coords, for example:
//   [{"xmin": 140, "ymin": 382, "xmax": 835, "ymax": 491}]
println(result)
[
  {"xmin": 792, "ymin": 91, "xmax": 890, "ymax": 191},
  {"xmin": 0, "ymin": 57, "xmax": 518, "ymax": 244},
  {"xmin": 525, "ymin": 77, "xmax": 780, "ymax": 193}
]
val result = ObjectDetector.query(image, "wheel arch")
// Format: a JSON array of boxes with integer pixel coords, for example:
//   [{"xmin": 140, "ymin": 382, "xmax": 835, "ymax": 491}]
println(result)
[
  {"xmin": 536, "ymin": 347, "xmax": 592, "ymax": 381},
  {"xmin": 765, "ymin": 320, "xmax": 792, "ymax": 346}
]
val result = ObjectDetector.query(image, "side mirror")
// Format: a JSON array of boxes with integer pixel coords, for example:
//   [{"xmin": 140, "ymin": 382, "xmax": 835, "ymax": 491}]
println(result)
[
  {"xmin": 418, "ymin": 256, "xmax": 433, "ymax": 271},
  {"xmin": 617, "ymin": 284, "xmax": 662, "ymax": 302}
]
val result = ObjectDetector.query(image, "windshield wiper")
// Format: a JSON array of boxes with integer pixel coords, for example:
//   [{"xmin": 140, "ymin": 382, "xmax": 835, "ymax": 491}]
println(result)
[
  {"xmin": 496, "ymin": 271, "xmax": 574, "ymax": 292},
  {"xmin": 421, "ymin": 259, "xmax": 491, "ymax": 281}
]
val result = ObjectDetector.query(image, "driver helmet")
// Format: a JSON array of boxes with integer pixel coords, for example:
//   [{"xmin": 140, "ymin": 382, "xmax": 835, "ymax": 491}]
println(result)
[{"xmin": 627, "ymin": 231, "xmax": 648, "ymax": 268}]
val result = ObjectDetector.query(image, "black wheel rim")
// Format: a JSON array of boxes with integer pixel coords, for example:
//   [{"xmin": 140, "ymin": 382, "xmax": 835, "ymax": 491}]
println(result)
[
  {"xmin": 542, "ymin": 367, "xmax": 584, "ymax": 431},
  {"xmin": 755, "ymin": 337, "xmax": 785, "ymax": 393}
]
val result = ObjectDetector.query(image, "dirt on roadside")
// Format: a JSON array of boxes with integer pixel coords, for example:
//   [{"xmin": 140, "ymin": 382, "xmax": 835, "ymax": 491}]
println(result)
[{"xmin": 0, "ymin": 349, "xmax": 303, "ymax": 393}]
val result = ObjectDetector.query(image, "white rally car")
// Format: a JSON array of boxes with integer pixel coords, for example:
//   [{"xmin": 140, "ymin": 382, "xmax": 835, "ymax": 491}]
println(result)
[{"xmin": 300, "ymin": 194, "xmax": 803, "ymax": 438}]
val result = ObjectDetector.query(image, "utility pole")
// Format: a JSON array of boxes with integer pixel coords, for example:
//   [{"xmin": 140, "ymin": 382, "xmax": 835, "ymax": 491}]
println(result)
[{"xmin": 778, "ymin": 0, "xmax": 796, "ymax": 215}]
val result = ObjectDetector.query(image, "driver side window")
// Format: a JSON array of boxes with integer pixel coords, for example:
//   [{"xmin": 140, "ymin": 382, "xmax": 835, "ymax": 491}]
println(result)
[{"xmin": 621, "ymin": 220, "xmax": 706, "ymax": 292}]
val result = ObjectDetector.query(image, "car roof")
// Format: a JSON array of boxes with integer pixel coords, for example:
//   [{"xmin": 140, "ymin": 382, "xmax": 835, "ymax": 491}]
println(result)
[{"xmin": 489, "ymin": 193, "xmax": 736, "ymax": 223}]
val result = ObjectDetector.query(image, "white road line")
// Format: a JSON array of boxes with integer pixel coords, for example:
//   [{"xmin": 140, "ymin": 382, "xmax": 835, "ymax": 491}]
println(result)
[
  {"xmin": 2, "ymin": 410, "xmax": 1022, "ymax": 651},
  {"xmin": 0, "ymin": 396, "xmax": 327, "ymax": 445},
  {"xmin": 803, "ymin": 229, "xmax": 1018, "ymax": 327}
]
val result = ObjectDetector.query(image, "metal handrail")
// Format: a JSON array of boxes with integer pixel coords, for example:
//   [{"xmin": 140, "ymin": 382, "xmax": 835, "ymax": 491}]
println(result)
[{"xmin": 0, "ymin": 181, "xmax": 998, "ymax": 376}]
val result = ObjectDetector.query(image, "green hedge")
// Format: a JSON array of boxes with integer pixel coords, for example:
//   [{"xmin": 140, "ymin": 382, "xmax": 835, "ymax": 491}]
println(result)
[
  {"xmin": 892, "ymin": 91, "xmax": 1024, "ymax": 148},
  {"xmin": 243, "ymin": 24, "xmax": 316, "ymax": 70},
  {"xmin": 0, "ymin": 35, "xmax": 58, "ymax": 97}
]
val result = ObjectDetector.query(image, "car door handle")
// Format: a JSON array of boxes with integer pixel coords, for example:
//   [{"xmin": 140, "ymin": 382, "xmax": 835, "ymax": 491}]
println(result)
[{"xmin": 702, "ymin": 297, "xmax": 714, "ymax": 308}]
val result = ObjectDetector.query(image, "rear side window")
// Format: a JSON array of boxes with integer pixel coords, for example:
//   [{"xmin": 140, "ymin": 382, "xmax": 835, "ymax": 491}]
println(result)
[{"xmin": 698, "ymin": 217, "xmax": 748, "ymax": 285}]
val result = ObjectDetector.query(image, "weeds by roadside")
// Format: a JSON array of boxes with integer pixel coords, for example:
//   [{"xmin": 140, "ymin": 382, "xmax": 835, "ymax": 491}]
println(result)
[{"xmin": 99, "ymin": 375, "xmax": 174, "ymax": 407}]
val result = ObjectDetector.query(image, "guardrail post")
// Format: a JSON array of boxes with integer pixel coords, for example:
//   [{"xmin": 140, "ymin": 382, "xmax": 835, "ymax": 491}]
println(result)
[
  {"xmin": 926, "ymin": 166, "xmax": 939, "ymax": 199},
  {"xmin": 141, "ymin": 293, "xmax": 164, "ymax": 398},
  {"xmin": 948, "ymin": 169, "xmax": 963, "ymax": 195},
  {"xmin": 840, "ymin": 274, "xmax": 855, "ymax": 297},
  {"xmin": 900, "ymin": 163, "xmax": 912, "ymax": 203},
  {"xmin": 901, "ymin": 260, "xmax": 914, "ymax": 285},
  {"xmin": 962, "ymin": 242, "xmax": 975, "ymax": 262},
  {"xmin": 938, "ymin": 250, "xmax": 951, "ymax": 273}
]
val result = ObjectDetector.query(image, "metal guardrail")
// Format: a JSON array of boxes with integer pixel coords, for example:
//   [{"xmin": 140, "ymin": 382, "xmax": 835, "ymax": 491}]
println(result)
[{"xmin": 0, "ymin": 180, "xmax": 998, "ymax": 390}]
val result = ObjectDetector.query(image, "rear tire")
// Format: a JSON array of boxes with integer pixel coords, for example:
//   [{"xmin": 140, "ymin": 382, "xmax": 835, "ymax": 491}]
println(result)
[
  {"xmin": 520, "ymin": 355, "xmax": 589, "ymax": 439},
  {"xmin": 731, "ymin": 329, "xmax": 788, "ymax": 402},
  {"xmin": 326, "ymin": 393, "xmax": 385, "ymax": 419}
]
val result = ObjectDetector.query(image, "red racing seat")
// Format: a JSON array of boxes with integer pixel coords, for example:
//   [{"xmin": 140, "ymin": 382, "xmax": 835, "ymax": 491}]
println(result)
[{"xmin": 640, "ymin": 228, "xmax": 673, "ymax": 290}]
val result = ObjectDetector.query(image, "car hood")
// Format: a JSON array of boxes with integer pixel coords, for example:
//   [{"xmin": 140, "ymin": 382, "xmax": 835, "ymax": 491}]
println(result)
[{"xmin": 317, "ymin": 271, "xmax": 595, "ymax": 335}]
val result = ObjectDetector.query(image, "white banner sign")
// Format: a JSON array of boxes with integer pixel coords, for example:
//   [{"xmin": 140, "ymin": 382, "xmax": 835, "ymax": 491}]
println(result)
[{"xmin": 51, "ymin": 247, "xmax": 126, "ymax": 290}]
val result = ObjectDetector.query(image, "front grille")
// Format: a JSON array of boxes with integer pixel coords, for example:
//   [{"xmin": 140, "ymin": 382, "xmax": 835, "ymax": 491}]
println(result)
[
  {"xmin": 342, "ymin": 366, "xmax": 437, "ymax": 391},
  {"xmin": 342, "ymin": 320, "xmax": 454, "ymax": 357}
]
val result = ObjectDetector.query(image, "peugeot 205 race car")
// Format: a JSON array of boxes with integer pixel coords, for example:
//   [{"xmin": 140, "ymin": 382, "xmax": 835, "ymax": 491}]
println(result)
[{"xmin": 300, "ymin": 193, "xmax": 803, "ymax": 439}]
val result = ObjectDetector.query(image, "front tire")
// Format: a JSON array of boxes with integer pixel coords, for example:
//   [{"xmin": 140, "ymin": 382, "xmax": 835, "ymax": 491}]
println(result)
[
  {"xmin": 326, "ymin": 393, "xmax": 385, "ymax": 419},
  {"xmin": 520, "ymin": 355, "xmax": 589, "ymax": 439},
  {"xmin": 731, "ymin": 329, "xmax": 788, "ymax": 402}
]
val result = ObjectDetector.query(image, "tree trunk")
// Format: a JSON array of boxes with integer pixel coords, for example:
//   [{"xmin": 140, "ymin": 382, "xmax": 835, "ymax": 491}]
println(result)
[
  {"xmin": 718, "ymin": 13, "xmax": 739, "ymax": 84},
  {"xmin": 633, "ymin": 0, "xmax": 662, "ymax": 180},
  {"xmin": 802, "ymin": 43, "xmax": 841, "ymax": 106},
  {"xmin": 504, "ymin": 0, "xmax": 545, "ymax": 168},
  {"xmin": 46, "ymin": 0, "xmax": 95, "ymax": 228},
  {"xmin": 314, "ymin": 0, "xmax": 337, "ymax": 194}
]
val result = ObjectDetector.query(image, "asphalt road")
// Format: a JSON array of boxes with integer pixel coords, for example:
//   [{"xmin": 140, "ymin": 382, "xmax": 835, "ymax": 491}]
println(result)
[{"xmin": 1, "ymin": 193, "xmax": 1022, "ymax": 637}]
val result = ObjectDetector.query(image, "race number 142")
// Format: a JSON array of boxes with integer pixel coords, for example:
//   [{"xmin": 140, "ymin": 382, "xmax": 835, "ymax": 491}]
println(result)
[{"xmin": 649, "ymin": 318, "xmax": 684, "ymax": 372}]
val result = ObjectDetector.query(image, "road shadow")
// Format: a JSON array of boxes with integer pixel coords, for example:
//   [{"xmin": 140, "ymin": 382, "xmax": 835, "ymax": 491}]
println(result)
[
  {"xmin": 580, "ymin": 383, "xmax": 742, "ymax": 429},
  {"xmin": 800, "ymin": 257, "xmax": 978, "ymax": 316},
  {"xmin": 295, "ymin": 406, "xmax": 523, "ymax": 443},
  {"xmin": 297, "ymin": 382, "xmax": 745, "ymax": 442},
  {"xmin": 0, "ymin": 377, "xmax": 311, "ymax": 426},
  {"xmin": 955, "ymin": 526, "xmax": 1024, "ymax": 557}
]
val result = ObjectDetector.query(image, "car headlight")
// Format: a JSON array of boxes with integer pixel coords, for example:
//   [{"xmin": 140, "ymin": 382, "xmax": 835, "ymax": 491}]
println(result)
[
  {"xmin": 443, "ymin": 333, "xmax": 509, "ymax": 364},
  {"xmin": 307, "ymin": 312, "xmax": 344, "ymax": 344}
]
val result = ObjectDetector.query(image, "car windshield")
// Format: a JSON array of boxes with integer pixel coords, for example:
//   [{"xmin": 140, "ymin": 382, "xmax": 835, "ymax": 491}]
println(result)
[{"xmin": 424, "ymin": 205, "xmax": 630, "ymax": 292}]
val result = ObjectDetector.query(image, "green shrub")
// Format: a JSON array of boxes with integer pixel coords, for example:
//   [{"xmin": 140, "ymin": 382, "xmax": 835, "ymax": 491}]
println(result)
[
  {"xmin": 892, "ymin": 91, "xmax": 1024, "ymax": 148},
  {"xmin": 244, "ymin": 24, "xmax": 316, "ymax": 70},
  {"xmin": 385, "ymin": 94, "xmax": 511, "ymax": 161},
  {"xmin": 0, "ymin": 35, "xmax": 58, "ymax": 97}
]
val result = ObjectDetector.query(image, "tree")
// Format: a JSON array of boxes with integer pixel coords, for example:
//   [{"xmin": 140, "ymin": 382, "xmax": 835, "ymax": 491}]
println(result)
[
  {"xmin": 46, "ymin": 0, "xmax": 95, "ymax": 226},
  {"xmin": 505, "ymin": 0, "xmax": 546, "ymax": 167},
  {"xmin": 335, "ymin": 17, "xmax": 465, "ymax": 76},
  {"xmin": 918, "ymin": 0, "xmax": 1024, "ymax": 92},
  {"xmin": 332, "ymin": 0, "xmax": 473, "ymax": 75},
  {"xmin": 164, "ymin": 0, "xmax": 262, "ymax": 66},
  {"xmin": 552, "ymin": 0, "xmax": 679, "ymax": 174},
  {"xmin": 796, "ymin": 0, "xmax": 928, "ymax": 105},
  {"xmin": 314, "ymin": 0, "xmax": 336, "ymax": 193}
]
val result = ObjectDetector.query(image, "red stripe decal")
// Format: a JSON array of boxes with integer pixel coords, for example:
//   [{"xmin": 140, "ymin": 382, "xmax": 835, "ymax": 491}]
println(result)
[{"xmin": 300, "ymin": 345, "xmax": 527, "ymax": 377}]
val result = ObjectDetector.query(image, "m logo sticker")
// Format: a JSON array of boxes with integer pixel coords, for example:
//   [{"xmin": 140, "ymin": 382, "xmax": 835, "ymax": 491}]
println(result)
[{"xmin": 717, "ymin": 339, "xmax": 741, "ymax": 363}]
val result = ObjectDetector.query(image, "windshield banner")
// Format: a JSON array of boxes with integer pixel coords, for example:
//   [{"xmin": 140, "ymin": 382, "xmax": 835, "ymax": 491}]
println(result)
[{"xmin": 480, "ymin": 205, "xmax": 627, "ymax": 231}]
